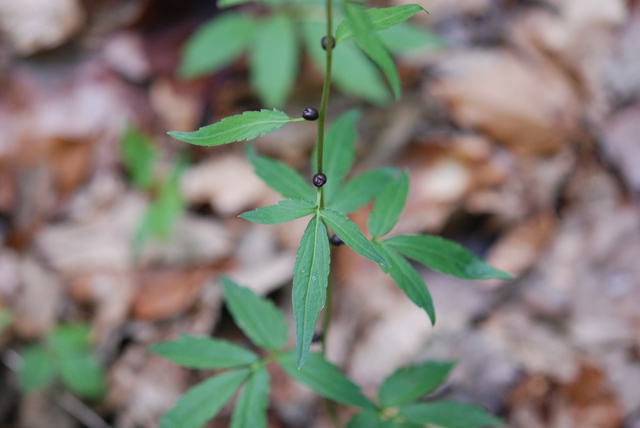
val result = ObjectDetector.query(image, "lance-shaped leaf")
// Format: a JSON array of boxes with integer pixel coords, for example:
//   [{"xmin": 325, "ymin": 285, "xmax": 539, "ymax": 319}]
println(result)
[
  {"xmin": 278, "ymin": 351, "xmax": 375, "ymax": 410},
  {"xmin": 293, "ymin": 215, "xmax": 331, "ymax": 366},
  {"xmin": 230, "ymin": 366, "xmax": 270, "ymax": 428},
  {"xmin": 336, "ymin": 4, "xmax": 427, "ymax": 43},
  {"xmin": 344, "ymin": 2, "xmax": 401, "ymax": 99},
  {"xmin": 329, "ymin": 167, "xmax": 396, "ymax": 213},
  {"xmin": 221, "ymin": 277, "xmax": 288, "ymax": 351},
  {"xmin": 19, "ymin": 346, "xmax": 56, "ymax": 393},
  {"xmin": 380, "ymin": 22, "xmax": 446, "ymax": 54},
  {"xmin": 374, "ymin": 241, "xmax": 435, "ymax": 324},
  {"xmin": 303, "ymin": 21, "xmax": 391, "ymax": 105},
  {"xmin": 312, "ymin": 109, "xmax": 360, "ymax": 200},
  {"xmin": 168, "ymin": 109, "xmax": 296, "ymax": 147},
  {"xmin": 239, "ymin": 199, "xmax": 317, "ymax": 224},
  {"xmin": 250, "ymin": 13, "xmax": 298, "ymax": 108},
  {"xmin": 368, "ymin": 171, "xmax": 409, "ymax": 238},
  {"xmin": 378, "ymin": 360, "xmax": 456, "ymax": 407},
  {"xmin": 150, "ymin": 335, "xmax": 258, "ymax": 369},
  {"xmin": 246, "ymin": 145, "xmax": 315, "ymax": 201},
  {"xmin": 58, "ymin": 354, "xmax": 106, "ymax": 399},
  {"xmin": 160, "ymin": 369, "xmax": 250, "ymax": 428},
  {"xmin": 320, "ymin": 208, "xmax": 388, "ymax": 267},
  {"xmin": 179, "ymin": 13, "xmax": 255, "ymax": 79},
  {"xmin": 398, "ymin": 401, "xmax": 504, "ymax": 428},
  {"xmin": 384, "ymin": 235, "xmax": 514, "ymax": 280}
]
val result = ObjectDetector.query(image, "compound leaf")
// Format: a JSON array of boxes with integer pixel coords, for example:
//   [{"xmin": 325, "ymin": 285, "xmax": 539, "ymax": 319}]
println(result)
[
  {"xmin": 378, "ymin": 360, "xmax": 456, "ymax": 407},
  {"xmin": 250, "ymin": 14, "xmax": 298, "ymax": 108},
  {"xmin": 239, "ymin": 199, "xmax": 317, "ymax": 224},
  {"xmin": 278, "ymin": 351, "xmax": 375, "ymax": 410},
  {"xmin": 247, "ymin": 145, "xmax": 315, "ymax": 201},
  {"xmin": 293, "ymin": 215, "xmax": 331, "ymax": 367},
  {"xmin": 385, "ymin": 235, "xmax": 514, "ymax": 280},
  {"xmin": 180, "ymin": 13, "xmax": 255, "ymax": 79},
  {"xmin": 336, "ymin": 4, "xmax": 427, "ymax": 43},
  {"xmin": 329, "ymin": 167, "xmax": 396, "ymax": 214},
  {"xmin": 398, "ymin": 401, "xmax": 504, "ymax": 428},
  {"xmin": 344, "ymin": 2, "xmax": 401, "ymax": 99},
  {"xmin": 168, "ymin": 109, "xmax": 295, "ymax": 147},
  {"xmin": 320, "ymin": 208, "xmax": 388, "ymax": 267},
  {"xmin": 230, "ymin": 366, "xmax": 270, "ymax": 428},
  {"xmin": 19, "ymin": 346, "xmax": 56, "ymax": 393},
  {"xmin": 160, "ymin": 369, "xmax": 250, "ymax": 428},
  {"xmin": 368, "ymin": 171, "xmax": 409, "ymax": 238},
  {"xmin": 375, "ymin": 241, "xmax": 435, "ymax": 324},
  {"xmin": 221, "ymin": 277, "xmax": 289, "ymax": 351},
  {"xmin": 303, "ymin": 21, "xmax": 390, "ymax": 105},
  {"xmin": 150, "ymin": 335, "xmax": 258, "ymax": 369}
]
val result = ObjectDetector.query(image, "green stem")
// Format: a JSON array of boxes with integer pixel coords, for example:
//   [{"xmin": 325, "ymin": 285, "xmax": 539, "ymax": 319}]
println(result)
[{"xmin": 316, "ymin": 0, "xmax": 334, "ymax": 180}]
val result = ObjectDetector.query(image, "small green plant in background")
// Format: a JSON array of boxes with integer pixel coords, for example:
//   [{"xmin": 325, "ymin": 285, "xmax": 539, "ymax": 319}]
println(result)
[
  {"xmin": 18, "ymin": 323, "xmax": 106, "ymax": 399},
  {"xmin": 180, "ymin": 2, "xmax": 444, "ymax": 106},
  {"xmin": 120, "ymin": 126, "xmax": 187, "ymax": 253},
  {"xmin": 153, "ymin": 0, "xmax": 512, "ymax": 426}
]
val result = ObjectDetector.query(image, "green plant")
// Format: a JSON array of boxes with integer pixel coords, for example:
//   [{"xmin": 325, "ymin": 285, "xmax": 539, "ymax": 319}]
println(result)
[
  {"xmin": 155, "ymin": 0, "xmax": 512, "ymax": 426},
  {"xmin": 120, "ymin": 126, "xmax": 187, "ymax": 253},
  {"xmin": 179, "ymin": 1, "xmax": 444, "ymax": 106},
  {"xmin": 18, "ymin": 323, "xmax": 106, "ymax": 399},
  {"xmin": 151, "ymin": 278, "xmax": 504, "ymax": 428}
]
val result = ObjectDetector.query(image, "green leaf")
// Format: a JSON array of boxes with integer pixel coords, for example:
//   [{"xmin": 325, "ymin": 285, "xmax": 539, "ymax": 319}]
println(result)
[
  {"xmin": 384, "ymin": 235, "xmax": 514, "ymax": 280},
  {"xmin": 169, "ymin": 109, "xmax": 295, "ymax": 147},
  {"xmin": 320, "ymin": 208, "xmax": 388, "ymax": 266},
  {"xmin": 19, "ymin": 346, "xmax": 56, "ymax": 393},
  {"xmin": 380, "ymin": 22, "xmax": 446, "ymax": 54},
  {"xmin": 58, "ymin": 354, "xmax": 106, "ymax": 399},
  {"xmin": 246, "ymin": 145, "xmax": 315, "ymax": 200},
  {"xmin": 179, "ymin": 13, "xmax": 255, "ymax": 79},
  {"xmin": 218, "ymin": 0, "xmax": 254, "ymax": 7},
  {"xmin": 344, "ymin": 2, "xmax": 402, "ymax": 99},
  {"xmin": 230, "ymin": 366, "xmax": 270, "ymax": 428},
  {"xmin": 293, "ymin": 215, "xmax": 331, "ymax": 367},
  {"xmin": 368, "ymin": 171, "xmax": 409, "ymax": 238},
  {"xmin": 221, "ymin": 277, "xmax": 289, "ymax": 351},
  {"xmin": 378, "ymin": 360, "xmax": 455, "ymax": 407},
  {"xmin": 374, "ymin": 241, "xmax": 435, "ymax": 324},
  {"xmin": 347, "ymin": 410, "xmax": 384, "ymax": 428},
  {"xmin": 329, "ymin": 167, "xmax": 396, "ymax": 213},
  {"xmin": 0, "ymin": 309, "xmax": 12, "ymax": 334},
  {"xmin": 160, "ymin": 369, "xmax": 250, "ymax": 428},
  {"xmin": 312, "ymin": 109, "xmax": 360, "ymax": 201},
  {"xmin": 250, "ymin": 14, "xmax": 298, "ymax": 107},
  {"xmin": 149, "ymin": 334, "xmax": 259, "ymax": 369},
  {"xmin": 398, "ymin": 401, "xmax": 504, "ymax": 428},
  {"xmin": 303, "ymin": 21, "xmax": 391, "ymax": 105},
  {"xmin": 278, "ymin": 351, "xmax": 375, "ymax": 409},
  {"xmin": 336, "ymin": 4, "xmax": 427, "ymax": 43},
  {"xmin": 239, "ymin": 199, "xmax": 317, "ymax": 224},
  {"xmin": 47, "ymin": 323, "xmax": 91, "ymax": 355},
  {"xmin": 120, "ymin": 126, "xmax": 157, "ymax": 190}
]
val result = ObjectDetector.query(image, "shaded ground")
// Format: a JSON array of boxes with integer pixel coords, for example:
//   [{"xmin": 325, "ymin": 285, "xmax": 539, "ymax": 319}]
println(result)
[{"xmin": 1, "ymin": 0, "xmax": 640, "ymax": 427}]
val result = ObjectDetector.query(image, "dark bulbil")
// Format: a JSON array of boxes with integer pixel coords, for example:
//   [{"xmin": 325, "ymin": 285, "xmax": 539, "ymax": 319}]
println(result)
[
  {"xmin": 330, "ymin": 234, "xmax": 343, "ymax": 246},
  {"xmin": 312, "ymin": 173, "xmax": 327, "ymax": 187},
  {"xmin": 321, "ymin": 36, "xmax": 335, "ymax": 50},
  {"xmin": 302, "ymin": 107, "xmax": 319, "ymax": 121}
]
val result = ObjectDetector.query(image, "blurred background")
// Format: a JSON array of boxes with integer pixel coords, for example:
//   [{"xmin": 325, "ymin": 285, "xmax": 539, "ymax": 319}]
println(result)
[{"xmin": 1, "ymin": 0, "xmax": 640, "ymax": 426}]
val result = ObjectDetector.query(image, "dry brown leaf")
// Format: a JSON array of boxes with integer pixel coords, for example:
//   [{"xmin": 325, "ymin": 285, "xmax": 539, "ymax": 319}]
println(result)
[
  {"xmin": 0, "ymin": 0, "xmax": 85, "ymax": 55},
  {"xmin": 430, "ymin": 49, "xmax": 581, "ymax": 155},
  {"xmin": 600, "ymin": 104, "xmax": 640, "ymax": 191},
  {"xmin": 131, "ymin": 267, "xmax": 212, "ymax": 320}
]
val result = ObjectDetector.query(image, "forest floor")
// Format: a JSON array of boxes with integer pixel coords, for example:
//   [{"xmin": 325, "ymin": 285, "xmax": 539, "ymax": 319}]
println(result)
[{"xmin": 1, "ymin": 0, "xmax": 640, "ymax": 427}]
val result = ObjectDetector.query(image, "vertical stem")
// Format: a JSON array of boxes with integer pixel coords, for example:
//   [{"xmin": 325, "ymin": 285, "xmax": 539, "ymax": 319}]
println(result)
[{"xmin": 316, "ymin": 0, "xmax": 333, "ymax": 180}]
